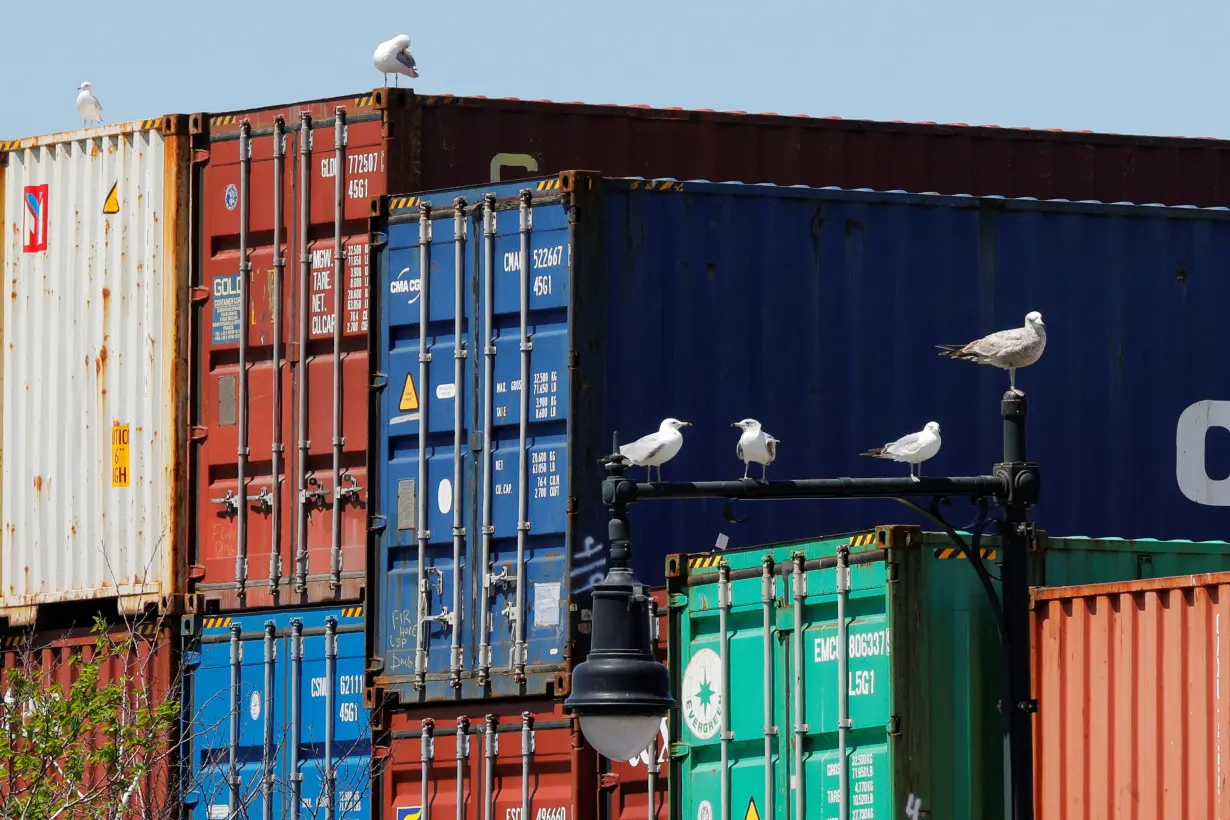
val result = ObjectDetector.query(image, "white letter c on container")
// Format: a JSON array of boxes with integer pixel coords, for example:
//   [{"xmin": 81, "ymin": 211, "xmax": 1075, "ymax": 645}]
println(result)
[{"xmin": 1177, "ymin": 400, "xmax": 1230, "ymax": 506}]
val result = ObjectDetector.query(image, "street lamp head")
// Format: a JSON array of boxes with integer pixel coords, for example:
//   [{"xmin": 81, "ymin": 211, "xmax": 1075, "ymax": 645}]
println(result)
[{"xmin": 564, "ymin": 564, "xmax": 674, "ymax": 761}]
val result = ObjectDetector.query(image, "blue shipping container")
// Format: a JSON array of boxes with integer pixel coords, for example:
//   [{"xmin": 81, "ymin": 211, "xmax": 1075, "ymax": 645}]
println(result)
[
  {"xmin": 181, "ymin": 605, "xmax": 371, "ymax": 819},
  {"xmin": 369, "ymin": 172, "xmax": 1230, "ymax": 704}
]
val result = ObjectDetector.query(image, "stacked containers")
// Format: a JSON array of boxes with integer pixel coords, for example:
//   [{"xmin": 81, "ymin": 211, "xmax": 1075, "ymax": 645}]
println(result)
[{"xmin": 367, "ymin": 170, "xmax": 1230, "ymax": 711}]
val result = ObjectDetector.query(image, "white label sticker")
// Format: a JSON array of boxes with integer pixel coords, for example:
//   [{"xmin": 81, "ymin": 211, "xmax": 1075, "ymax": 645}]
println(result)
[
  {"xmin": 435, "ymin": 383, "xmax": 456, "ymax": 400},
  {"xmin": 249, "ymin": 691, "xmax": 261, "ymax": 721},
  {"xmin": 533, "ymin": 582, "xmax": 561, "ymax": 628},
  {"xmin": 208, "ymin": 805, "xmax": 230, "ymax": 820},
  {"xmin": 438, "ymin": 479, "xmax": 453, "ymax": 514}
]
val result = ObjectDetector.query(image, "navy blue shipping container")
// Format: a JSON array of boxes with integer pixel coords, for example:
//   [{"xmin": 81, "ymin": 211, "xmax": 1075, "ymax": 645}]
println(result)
[
  {"xmin": 368, "ymin": 172, "xmax": 1230, "ymax": 705},
  {"xmin": 181, "ymin": 605, "xmax": 371, "ymax": 819}
]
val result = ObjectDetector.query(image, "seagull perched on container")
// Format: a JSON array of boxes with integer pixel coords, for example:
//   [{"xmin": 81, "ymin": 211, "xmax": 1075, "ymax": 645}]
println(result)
[
  {"xmin": 733, "ymin": 418, "xmax": 779, "ymax": 481},
  {"xmin": 618, "ymin": 418, "xmax": 691, "ymax": 483},
  {"xmin": 76, "ymin": 82, "xmax": 103, "ymax": 126},
  {"xmin": 936, "ymin": 311, "xmax": 1047, "ymax": 395},
  {"xmin": 373, "ymin": 35, "xmax": 419, "ymax": 87},
  {"xmin": 860, "ymin": 422, "xmax": 942, "ymax": 483}
]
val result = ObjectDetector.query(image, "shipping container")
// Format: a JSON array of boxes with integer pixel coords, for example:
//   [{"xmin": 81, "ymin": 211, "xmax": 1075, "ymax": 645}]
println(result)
[
  {"xmin": 0, "ymin": 117, "xmax": 191, "ymax": 626},
  {"xmin": 0, "ymin": 618, "xmax": 179, "ymax": 816},
  {"xmin": 1032, "ymin": 572, "xmax": 1230, "ymax": 819},
  {"xmin": 188, "ymin": 86, "xmax": 1230, "ymax": 614},
  {"xmin": 368, "ymin": 171, "xmax": 1230, "ymax": 704},
  {"xmin": 666, "ymin": 526, "xmax": 1230, "ymax": 820},
  {"xmin": 180, "ymin": 604, "xmax": 371, "ymax": 820},
  {"xmin": 373, "ymin": 699, "xmax": 596, "ymax": 820}
]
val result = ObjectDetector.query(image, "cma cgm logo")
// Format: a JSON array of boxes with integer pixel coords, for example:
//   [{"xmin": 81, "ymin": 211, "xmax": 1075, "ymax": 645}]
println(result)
[
  {"xmin": 1177, "ymin": 401, "xmax": 1230, "ymax": 506},
  {"xmin": 22, "ymin": 185, "xmax": 49, "ymax": 253},
  {"xmin": 390, "ymin": 267, "xmax": 421, "ymax": 305}
]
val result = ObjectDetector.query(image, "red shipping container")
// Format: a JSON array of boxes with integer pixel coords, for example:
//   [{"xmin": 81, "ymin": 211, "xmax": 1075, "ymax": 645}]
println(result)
[
  {"xmin": 190, "ymin": 87, "xmax": 1230, "ymax": 613},
  {"xmin": 0, "ymin": 620, "xmax": 178, "ymax": 816},
  {"xmin": 1032, "ymin": 573, "xmax": 1230, "ymax": 819},
  {"xmin": 372, "ymin": 589, "xmax": 669, "ymax": 820}
]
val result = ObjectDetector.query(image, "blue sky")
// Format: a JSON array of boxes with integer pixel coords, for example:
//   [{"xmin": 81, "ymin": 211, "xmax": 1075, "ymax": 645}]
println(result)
[{"xmin": 2, "ymin": 0, "xmax": 1226, "ymax": 141}]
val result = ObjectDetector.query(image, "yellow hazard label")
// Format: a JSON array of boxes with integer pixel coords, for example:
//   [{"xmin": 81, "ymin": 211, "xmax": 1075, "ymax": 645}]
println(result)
[
  {"xmin": 102, "ymin": 183, "xmax": 119, "ymax": 215},
  {"xmin": 743, "ymin": 797, "xmax": 760, "ymax": 820},
  {"xmin": 111, "ymin": 423, "xmax": 130, "ymax": 487},
  {"xmin": 399, "ymin": 373, "xmax": 419, "ymax": 411}
]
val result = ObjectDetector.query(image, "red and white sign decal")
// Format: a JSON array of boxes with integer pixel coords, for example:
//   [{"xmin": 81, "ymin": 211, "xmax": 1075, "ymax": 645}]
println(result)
[{"xmin": 22, "ymin": 184, "xmax": 48, "ymax": 253}]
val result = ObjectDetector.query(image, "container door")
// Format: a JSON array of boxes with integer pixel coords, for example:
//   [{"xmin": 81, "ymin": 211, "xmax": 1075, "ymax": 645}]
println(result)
[
  {"xmin": 376, "ymin": 203, "xmax": 477, "ymax": 702},
  {"xmin": 290, "ymin": 612, "xmax": 372, "ymax": 819},
  {"xmin": 786, "ymin": 559, "xmax": 893, "ymax": 820},
  {"xmin": 471, "ymin": 193, "xmax": 572, "ymax": 699}
]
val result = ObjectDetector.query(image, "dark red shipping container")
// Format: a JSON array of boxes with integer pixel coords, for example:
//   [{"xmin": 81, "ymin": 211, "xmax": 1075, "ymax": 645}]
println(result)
[
  {"xmin": 371, "ymin": 589, "xmax": 668, "ymax": 820},
  {"xmin": 0, "ymin": 620, "xmax": 178, "ymax": 816},
  {"xmin": 188, "ymin": 86, "xmax": 1230, "ymax": 613}
]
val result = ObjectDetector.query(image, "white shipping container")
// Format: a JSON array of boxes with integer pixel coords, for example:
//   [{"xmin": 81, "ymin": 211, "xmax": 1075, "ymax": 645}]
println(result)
[{"xmin": 0, "ymin": 117, "xmax": 189, "ymax": 624}]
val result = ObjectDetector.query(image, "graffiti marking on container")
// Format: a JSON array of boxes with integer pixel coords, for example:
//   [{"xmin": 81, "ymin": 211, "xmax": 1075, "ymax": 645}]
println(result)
[
  {"xmin": 111, "ymin": 424, "xmax": 130, "ymax": 488},
  {"xmin": 681, "ymin": 647, "xmax": 723, "ymax": 740},
  {"xmin": 22, "ymin": 184, "xmax": 49, "ymax": 253},
  {"xmin": 102, "ymin": 182, "xmax": 120, "ymax": 215}
]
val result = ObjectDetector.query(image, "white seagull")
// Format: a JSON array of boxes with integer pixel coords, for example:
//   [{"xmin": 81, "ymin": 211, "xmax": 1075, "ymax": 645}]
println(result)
[
  {"xmin": 860, "ymin": 422, "xmax": 942, "ymax": 482},
  {"xmin": 733, "ymin": 418, "xmax": 779, "ymax": 481},
  {"xmin": 76, "ymin": 82, "xmax": 103, "ymax": 126},
  {"xmin": 373, "ymin": 35, "xmax": 419, "ymax": 87},
  {"xmin": 937, "ymin": 311, "xmax": 1047, "ymax": 395},
  {"xmin": 619, "ymin": 418, "xmax": 691, "ymax": 483}
]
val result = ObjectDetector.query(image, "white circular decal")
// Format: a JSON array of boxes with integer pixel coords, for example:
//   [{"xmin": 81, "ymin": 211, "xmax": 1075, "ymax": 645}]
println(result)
[
  {"xmin": 249, "ymin": 691, "xmax": 261, "ymax": 721},
  {"xmin": 698, "ymin": 800, "xmax": 714, "ymax": 820},
  {"xmin": 438, "ymin": 479, "xmax": 452, "ymax": 514},
  {"xmin": 681, "ymin": 648, "xmax": 723, "ymax": 740}
]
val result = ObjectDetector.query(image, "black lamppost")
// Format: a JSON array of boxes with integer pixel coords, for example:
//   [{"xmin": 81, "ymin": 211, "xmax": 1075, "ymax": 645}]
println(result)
[{"xmin": 565, "ymin": 390, "xmax": 1039, "ymax": 820}]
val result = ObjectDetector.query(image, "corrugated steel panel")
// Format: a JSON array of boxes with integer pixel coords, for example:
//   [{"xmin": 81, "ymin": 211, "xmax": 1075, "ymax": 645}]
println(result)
[
  {"xmin": 1032, "ymin": 573, "xmax": 1230, "ymax": 819},
  {"xmin": 370, "ymin": 174, "xmax": 1230, "ymax": 704},
  {"xmin": 190, "ymin": 85, "xmax": 1230, "ymax": 615},
  {"xmin": 0, "ymin": 118, "xmax": 190, "ymax": 625},
  {"xmin": 0, "ymin": 620, "xmax": 178, "ymax": 815},
  {"xmin": 181, "ymin": 604, "xmax": 371, "ymax": 820},
  {"xmin": 374, "ymin": 700, "xmax": 600, "ymax": 820}
]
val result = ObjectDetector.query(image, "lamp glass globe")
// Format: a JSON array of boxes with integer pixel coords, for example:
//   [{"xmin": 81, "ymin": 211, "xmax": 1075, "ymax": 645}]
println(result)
[{"xmin": 578, "ymin": 713, "xmax": 663, "ymax": 761}]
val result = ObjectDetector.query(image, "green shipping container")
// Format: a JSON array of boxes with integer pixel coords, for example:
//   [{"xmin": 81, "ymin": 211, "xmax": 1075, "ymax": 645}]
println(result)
[{"xmin": 665, "ymin": 526, "xmax": 1230, "ymax": 820}]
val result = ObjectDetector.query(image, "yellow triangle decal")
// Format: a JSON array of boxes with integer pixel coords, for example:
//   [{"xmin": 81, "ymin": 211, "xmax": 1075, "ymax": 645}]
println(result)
[
  {"xmin": 399, "ymin": 373, "xmax": 419, "ymax": 412},
  {"xmin": 743, "ymin": 797, "xmax": 760, "ymax": 820},
  {"xmin": 102, "ymin": 183, "xmax": 120, "ymax": 215}
]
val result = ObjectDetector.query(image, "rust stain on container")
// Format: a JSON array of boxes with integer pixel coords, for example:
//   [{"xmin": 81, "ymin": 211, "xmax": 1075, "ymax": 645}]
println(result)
[
  {"xmin": 1033, "ymin": 572, "xmax": 1230, "ymax": 819},
  {"xmin": 32, "ymin": 476, "xmax": 41, "ymax": 494}
]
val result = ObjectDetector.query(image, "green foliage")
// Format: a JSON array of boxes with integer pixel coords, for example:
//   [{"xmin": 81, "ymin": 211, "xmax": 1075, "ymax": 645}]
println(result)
[{"xmin": 0, "ymin": 615, "xmax": 178, "ymax": 820}]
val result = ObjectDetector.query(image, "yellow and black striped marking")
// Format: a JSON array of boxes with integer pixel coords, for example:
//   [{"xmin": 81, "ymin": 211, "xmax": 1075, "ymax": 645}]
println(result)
[
  {"xmin": 629, "ymin": 179, "xmax": 686, "ymax": 192},
  {"xmin": 536, "ymin": 178, "xmax": 562, "ymax": 191},
  {"xmin": 354, "ymin": 95, "xmax": 374, "ymax": 108},
  {"xmin": 1, "ymin": 635, "xmax": 24, "ymax": 648},
  {"xmin": 389, "ymin": 196, "xmax": 421, "ymax": 211},
  {"xmin": 846, "ymin": 532, "xmax": 877, "ymax": 549},
  {"xmin": 687, "ymin": 554, "xmax": 724, "ymax": 569},
  {"xmin": 341, "ymin": 605, "xmax": 364, "ymax": 619},
  {"xmin": 933, "ymin": 548, "xmax": 998, "ymax": 561},
  {"xmin": 140, "ymin": 119, "xmax": 161, "ymax": 130},
  {"xmin": 0, "ymin": 139, "xmax": 20, "ymax": 152},
  {"xmin": 210, "ymin": 114, "xmax": 239, "ymax": 127},
  {"xmin": 201, "ymin": 616, "xmax": 233, "ymax": 629}
]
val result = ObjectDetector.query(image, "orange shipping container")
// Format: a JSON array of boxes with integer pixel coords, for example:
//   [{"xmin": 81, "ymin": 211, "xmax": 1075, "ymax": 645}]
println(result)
[{"xmin": 1032, "ymin": 572, "xmax": 1230, "ymax": 819}]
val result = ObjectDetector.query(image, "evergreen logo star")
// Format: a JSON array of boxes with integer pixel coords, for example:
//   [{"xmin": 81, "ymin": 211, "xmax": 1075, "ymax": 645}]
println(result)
[{"xmin": 694, "ymin": 669, "xmax": 716, "ymax": 716}]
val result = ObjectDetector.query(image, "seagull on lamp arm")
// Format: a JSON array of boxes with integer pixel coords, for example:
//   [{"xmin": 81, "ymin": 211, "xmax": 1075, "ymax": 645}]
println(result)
[
  {"xmin": 860, "ymin": 421, "xmax": 942, "ymax": 483},
  {"xmin": 618, "ymin": 418, "xmax": 691, "ymax": 483},
  {"xmin": 936, "ymin": 311, "xmax": 1046, "ymax": 396},
  {"xmin": 733, "ymin": 418, "xmax": 779, "ymax": 481}
]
